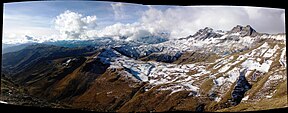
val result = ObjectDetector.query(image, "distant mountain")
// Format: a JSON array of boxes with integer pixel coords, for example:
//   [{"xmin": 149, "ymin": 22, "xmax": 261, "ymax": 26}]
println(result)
[
  {"xmin": 2, "ymin": 43, "xmax": 35, "ymax": 54},
  {"xmin": 135, "ymin": 35, "xmax": 169, "ymax": 44},
  {"xmin": 191, "ymin": 27, "xmax": 223, "ymax": 40},
  {"xmin": 2, "ymin": 44, "xmax": 96, "ymax": 76},
  {"xmin": 1, "ymin": 25, "xmax": 286, "ymax": 112},
  {"xmin": 229, "ymin": 25, "xmax": 259, "ymax": 37}
]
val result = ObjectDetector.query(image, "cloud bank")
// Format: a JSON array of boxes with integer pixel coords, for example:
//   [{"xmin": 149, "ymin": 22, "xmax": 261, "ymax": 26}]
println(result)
[
  {"xmin": 76, "ymin": 6, "xmax": 285, "ymax": 41},
  {"xmin": 3, "ymin": 4, "xmax": 285, "ymax": 44},
  {"xmin": 54, "ymin": 10, "xmax": 97, "ymax": 39},
  {"xmin": 111, "ymin": 3, "xmax": 127, "ymax": 20}
]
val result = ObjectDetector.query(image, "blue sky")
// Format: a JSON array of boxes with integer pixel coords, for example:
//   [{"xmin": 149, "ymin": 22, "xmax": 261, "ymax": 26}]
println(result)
[
  {"xmin": 3, "ymin": 1, "xmax": 150, "ymax": 43},
  {"xmin": 3, "ymin": 1, "xmax": 285, "ymax": 44},
  {"xmin": 4, "ymin": 1, "xmax": 146, "ymax": 29}
]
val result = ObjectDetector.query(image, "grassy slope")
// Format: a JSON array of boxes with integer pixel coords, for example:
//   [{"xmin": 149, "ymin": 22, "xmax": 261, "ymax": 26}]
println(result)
[{"xmin": 216, "ymin": 42, "xmax": 287, "ymax": 112}]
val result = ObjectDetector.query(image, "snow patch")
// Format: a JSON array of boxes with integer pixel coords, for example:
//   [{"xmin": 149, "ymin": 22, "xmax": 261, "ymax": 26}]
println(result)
[
  {"xmin": 215, "ymin": 97, "xmax": 221, "ymax": 102},
  {"xmin": 259, "ymin": 42, "xmax": 269, "ymax": 48},
  {"xmin": 269, "ymin": 34, "xmax": 286, "ymax": 41},
  {"xmin": 215, "ymin": 77, "xmax": 226, "ymax": 86},
  {"xmin": 213, "ymin": 58, "xmax": 231, "ymax": 69},
  {"xmin": 268, "ymin": 74, "xmax": 283, "ymax": 81},
  {"xmin": 0, "ymin": 101, "xmax": 8, "ymax": 104},
  {"xmin": 242, "ymin": 95, "xmax": 249, "ymax": 101},
  {"xmin": 245, "ymin": 70, "xmax": 253, "ymax": 77},
  {"xmin": 62, "ymin": 58, "xmax": 73, "ymax": 66},
  {"xmin": 263, "ymin": 48, "xmax": 277, "ymax": 58},
  {"xmin": 229, "ymin": 56, "xmax": 234, "ymax": 60},
  {"xmin": 241, "ymin": 59, "xmax": 272, "ymax": 73},
  {"xmin": 226, "ymin": 67, "xmax": 241, "ymax": 83},
  {"xmin": 236, "ymin": 55, "xmax": 246, "ymax": 61},
  {"xmin": 218, "ymin": 63, "xmax": 232, "ymax": 73},
  {"xmin": 279, "ymin": 48, "xmax": 286, "ymax": 67},
  {"xmin": 215, "ymin": 67, "xmax": 241, "ymax": 86},
  {"xmin": 157, "ymin": 83, "xmax": 199, "ymax": 95}
]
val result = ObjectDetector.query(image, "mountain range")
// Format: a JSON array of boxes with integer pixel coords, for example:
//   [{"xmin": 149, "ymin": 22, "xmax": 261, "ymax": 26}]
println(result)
[{"xmin": 1, "ymin": 25, "xmax": 287, "ymax": 112}]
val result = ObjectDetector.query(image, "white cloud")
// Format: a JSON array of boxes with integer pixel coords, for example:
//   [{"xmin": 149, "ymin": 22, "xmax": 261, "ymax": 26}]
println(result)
[
  {"xmin": 281, "ymin": 12, "xmax": 285, "ymax": 24},
  {"xmin": 3, "ymin": 6, "xmax": 285, "ymax": 44},
  {"xmin": 3, "ymin": 12, "xmax": 58, "ymax": 44},
  {"xmin": 82, "ymin": 6, "xmax": 285, "ymax": 41},
  {"xmin": 281, "ymin": 12, "xmax": 285, "ymax": 31},
  {"xmin": 98, "ymin": 6, "xmax": 249, "ymax": 39},
  {"xmin": 3, "ymin": 26, "xmax": 59, "ymax": 44},
  {"xmin": 54, "ymin": 10, "xmax": 97, "ymax": 39},
  {"xmin": 111, "ymin": 3, "xmax": 127, "ymax": 20},
  {"xmin": 89, "ymin": 22, "xmax": 147, "ymax": 40},
  {"xmin": 138, "ymin": 6, "xmax": 252, "ymax": 38},
  {"xmin": 117, "ymin": 6, "xmax": 285, "ymax": 39},
  {"xmin": 243, "ymin": 7, "xmax": 261, "ymax": 20},
  {"xmin": 243, "ymin": 7, "xmax": 285, "ymax": 33},
  {"xmin": 3, "ymin": 33, "xmax": 37, "ymax": 44},
  {"xmin": 3, "ymin": 10, "xmax": 100, "ymax": 44}
]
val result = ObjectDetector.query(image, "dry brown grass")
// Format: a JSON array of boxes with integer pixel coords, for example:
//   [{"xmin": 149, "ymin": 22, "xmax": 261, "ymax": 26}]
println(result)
[
  {"xmin": 273, "ymin": 80, "xmax": 287, "ymax": 98},
  {"xmin": 117, "ymin": 85, "xmax": 171, "ymax": 112},
  {"xmin": 205, "ymin": 80, "xmax": 237, "ymax": 112},
  {"xmin": 244, "ymin": 71, "xmax": 270, "ymax": 100},
  {"xmin": 174, "ymin": 52, "xmax": 220, "ymax": 65},
  {"xmin": 217, "ymin": 95, "xmax": 287, "ymax": 112},
  {"xmin": 206, "ymin": 55, "xmax": 231, "ymax": 70},
  {"xmin": 72, "ymin": 68, "xmax": 144, "ymax": 112},
  {"xmin": 270, "ymin": 49, "xmax": 282, "ymax": 70},
  {"xmin": 186, "ymin": 70, "xmax": 199, "ymax": 75},
  {"xmin": 172, "ymin": 97, "xmax": 200, "ymax": 111},
  {"xmin": 49, "ymin": 67, "xmax": 82, "ymax": 98},
  {"xmin": 222, "ymin": 58, "xmax": 247, "ymax": 76},
  {"xmin": 246, "ymin": 69, "xmax": 256, "ymax": 84},
  {"xmin": 199, "ymin": 78, "xmax": 214, "ymax": 95},
  {"xmin": 227, "ymin": 43, "xmax": 287, "ymax": 112},
  {"xmin": 244, "ymin": 44, "xmax": 285, "ymax": 97},
  {"xmin": 267, "ymin": 42, "xmax": 277, "ymax": 48},
  {"xmin": 207, "ymin": 41, "xmax": 263, "ymax": 78}
]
